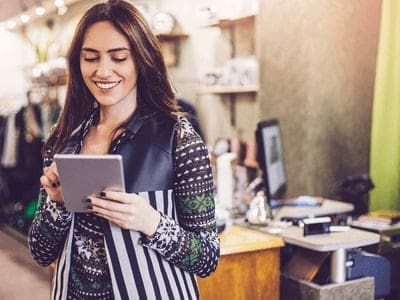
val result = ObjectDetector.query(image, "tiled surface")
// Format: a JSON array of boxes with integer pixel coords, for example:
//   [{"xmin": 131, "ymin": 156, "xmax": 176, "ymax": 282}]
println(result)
[{"xmin": 0, "ymin": 227, "xmax": 50, "ymax": 300}]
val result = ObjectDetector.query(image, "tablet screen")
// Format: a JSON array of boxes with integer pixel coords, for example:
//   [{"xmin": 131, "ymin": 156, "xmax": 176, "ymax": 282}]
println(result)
[{"xmin": 54, "ymin": 154, "xmax": 125, "ymax": 212}]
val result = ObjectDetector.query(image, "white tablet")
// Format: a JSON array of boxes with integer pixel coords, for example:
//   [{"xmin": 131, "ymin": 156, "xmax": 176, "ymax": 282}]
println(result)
[{"xmin": 54, "ymin": 154, "xmax": 126, "ymax": 213}]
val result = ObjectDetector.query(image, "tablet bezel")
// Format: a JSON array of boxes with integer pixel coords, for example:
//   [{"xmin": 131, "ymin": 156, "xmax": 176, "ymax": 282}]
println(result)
[{"xmin": 54, "ymin": 154, "xmax": 125, "ymax": 213}]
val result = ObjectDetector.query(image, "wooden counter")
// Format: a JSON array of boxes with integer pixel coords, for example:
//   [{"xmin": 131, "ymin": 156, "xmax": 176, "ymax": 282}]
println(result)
[{"xmin": 198, "ymin": 225, "xmax": 284, "ymax": 300}]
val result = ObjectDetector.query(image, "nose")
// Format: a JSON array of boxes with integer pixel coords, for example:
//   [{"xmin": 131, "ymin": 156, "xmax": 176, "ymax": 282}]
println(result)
[{"xmin": 96, "ymin": 57, "xmax": 112, "ymax": 77}]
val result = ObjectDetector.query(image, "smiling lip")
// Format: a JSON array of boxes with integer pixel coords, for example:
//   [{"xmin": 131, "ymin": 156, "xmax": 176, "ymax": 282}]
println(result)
[{"xmin": 95, "ymin": 81, "xmax": 121, "ymax": 90}]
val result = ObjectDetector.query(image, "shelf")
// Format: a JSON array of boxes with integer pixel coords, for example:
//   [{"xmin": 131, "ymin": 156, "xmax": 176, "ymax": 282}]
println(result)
[
  {"xmin": 206, "ymin": 14, "xmax": 256, "ymax": 28},
  {"xmin": 201, "ymin": 12, "xmax": 258, "ymax": 126},
  {"xmin": 157, "ymin": 33, "xmax": 189, "ymax": 41},
  {"xmin": 198, "ymin": 85, "xmax": 259, "ymax": 95},
  {"xmin": 157, "ymin": 33, "xmax": 189, "ymax": 67}
]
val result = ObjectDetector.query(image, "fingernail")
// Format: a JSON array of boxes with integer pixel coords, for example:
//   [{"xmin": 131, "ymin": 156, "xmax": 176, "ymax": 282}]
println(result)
[
  {"xmin": 44, "ymin": 157, "xmax": 53, "ymax": 168},
  {"xmin": 99, "ymin": 192, "xmax": 106, "ymax": 197},
  {"xmin": 52, "ymin": 182, "xmax": 57, "ymax": 188},
  {"xmin": 57, "ymin": 181, "xmax": 61, "ymax": 186},
  {"xmin": 86, "ymin": 205, "xmax": 92, "ymax": 210},
  {"xmin": 85, "ymin": 198, "xmax": 92, "ymax": 203}
]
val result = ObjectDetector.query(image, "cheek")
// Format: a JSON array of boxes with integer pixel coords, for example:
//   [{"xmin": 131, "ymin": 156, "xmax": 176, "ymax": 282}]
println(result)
[
  {"xmin": 80, "ymin": 61, "xmax": 93, "ymax": 79},
  {"xmin": 121, "ymin": 61, "xmax": 137, "ymax": 82},
  {"xmin": 126, "ymin": 73, "xmax": 138, "ymax": 84},
  {"xmin": 123, "ymin": 67, "xmax": 138, "ymax": 84}
]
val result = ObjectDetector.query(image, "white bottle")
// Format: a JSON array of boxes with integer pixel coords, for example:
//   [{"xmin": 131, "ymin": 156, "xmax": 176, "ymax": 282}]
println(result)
[{"xmin": 216, "ymin": 152, "xmax": 237, "ymax": 210}]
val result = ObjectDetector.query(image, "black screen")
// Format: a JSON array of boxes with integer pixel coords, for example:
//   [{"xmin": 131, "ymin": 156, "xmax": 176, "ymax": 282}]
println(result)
[{"xmin": 256, "ymin": 119, "xmax": 287, "ymax": 201}]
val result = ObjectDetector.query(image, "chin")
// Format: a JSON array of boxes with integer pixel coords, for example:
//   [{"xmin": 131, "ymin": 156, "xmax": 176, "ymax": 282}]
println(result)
[{"xmin": 92, "ymin": 93, "xmax": 116, "ymax": 105}]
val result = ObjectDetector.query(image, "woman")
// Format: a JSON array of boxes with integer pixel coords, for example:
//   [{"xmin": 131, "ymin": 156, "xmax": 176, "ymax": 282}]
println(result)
[{"xmin": 28, "ymin": 1, "xmax": 219, "ymax": 299}]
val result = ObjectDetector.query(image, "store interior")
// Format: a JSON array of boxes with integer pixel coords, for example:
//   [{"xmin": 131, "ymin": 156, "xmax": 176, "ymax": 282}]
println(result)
[{"xmin": 0, "ymin": 0, "xmax": 399, "ymax": 299}]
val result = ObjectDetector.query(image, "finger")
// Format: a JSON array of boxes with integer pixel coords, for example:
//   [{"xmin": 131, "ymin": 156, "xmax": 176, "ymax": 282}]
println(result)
[
  {"xmin": 40, "ymin": 175, "xmax": 54, "ymax": 189},
  {"xmin": 98, "ymin": 191, "xmax": 133, "ymax": 204},
  {"xmin": 100, "ymin": 191, "xmax": 143, "ymax": 204},
  {"xmin": 44, "ymin": 161, "xmax": 59, "ymax": 175},
  {"xmin": 40, "ymin": 175, "xmax": 62, "ymax": 192},
  {"xmin": 43, "ymin": 168, "xmax": 60, "ymax": 187},
  {"xmin": 91, "ymin": 204, "xmax": 126, "ymax": 220},
  {"xmin": 52, "ymin": 161, "xmax": 59, "ymax": 175},
  {"xmin": 90, "ymin": 197, "xmax": 128, "ymax": 214}
]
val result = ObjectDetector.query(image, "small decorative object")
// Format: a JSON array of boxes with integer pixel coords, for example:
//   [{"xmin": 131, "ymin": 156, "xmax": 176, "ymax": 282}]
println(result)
[
  {"xmin": 151, "ymin": 12, "xmax": 175, "ymax": 34},
  {"xmin": 246, "ymin": 190, "xmax": 272, "ymax": 225}
]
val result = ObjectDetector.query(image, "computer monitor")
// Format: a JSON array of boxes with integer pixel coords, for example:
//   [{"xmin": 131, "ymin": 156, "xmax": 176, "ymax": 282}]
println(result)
[{"xmin": 255, "ymin": 119, "xmax": 287, "ymax": 201}]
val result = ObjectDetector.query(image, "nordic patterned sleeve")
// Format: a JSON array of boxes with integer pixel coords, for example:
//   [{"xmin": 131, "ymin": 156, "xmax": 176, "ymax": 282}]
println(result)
[
  {"xmin": 141, "ymin": 117, "xmax": 220, "ymax": 277},
  {"xmin": 28, "ymin": 187, "xmax": 72, "ymax": 267}
]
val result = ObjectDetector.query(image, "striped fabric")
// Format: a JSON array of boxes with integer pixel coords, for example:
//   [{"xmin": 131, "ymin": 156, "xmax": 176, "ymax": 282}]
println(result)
[
  {"xmin": 51, "ymin": 190, "xmax": 199, "ymax": 300},
  {"xmin": 29, "ymin": 110, "xmax": 219, "ymax": 299},
  {"xmin": 51, "ymin": 214, "xmax": 74, "ymax": 299}
]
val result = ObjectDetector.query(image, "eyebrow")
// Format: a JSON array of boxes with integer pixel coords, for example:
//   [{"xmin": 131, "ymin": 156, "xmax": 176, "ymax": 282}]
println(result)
[{"xmin": 81, "ymin": 47, "xmax": 131, "ymax": 53}]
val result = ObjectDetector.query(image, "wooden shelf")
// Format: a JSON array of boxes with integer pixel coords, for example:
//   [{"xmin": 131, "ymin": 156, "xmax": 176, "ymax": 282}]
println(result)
[
  {"xmin": 201, "ymin": 12, "xmax": 258, "ymax": 126},
  {"xmin": 157, "ymin": 33, "xmax": 189, "ymax": 41},
  {"xmin": 206, "ymin": 14, "xmax": 256, "ymax": 28},
  {"xmin": 198, "ymin": 85, "xmax": 259, "ymax": 95},
  {"xmin": 157, "ymin": 33, "xmax": 189, "ymax": 67}
]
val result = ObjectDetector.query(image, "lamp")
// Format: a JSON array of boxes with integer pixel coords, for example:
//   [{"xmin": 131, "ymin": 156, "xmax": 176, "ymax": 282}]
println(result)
[
  {"xmin": 20, "ymin": 13, "xmax": 30, "ymax": 23},
  {"xmin": 35, "ymin": 1, "xmax": 46, "ymax": 16},
  {"xmin": 19, "ymin": 0, "xmax": 30, "ymax": 23},
  {"xmin": 57, "ymin": 5, "xmax": 68, "ymax": 15},
  {"xmin": 54, "ymin": 0, "xmax": 68, "ymax": 16},
  {"xmin": 7, "ymin": 20, "xmax": 17, "ymax": 30},
  {"xmin": 54, "ymin": 0, "xmax": 64, "ymax": 7}
]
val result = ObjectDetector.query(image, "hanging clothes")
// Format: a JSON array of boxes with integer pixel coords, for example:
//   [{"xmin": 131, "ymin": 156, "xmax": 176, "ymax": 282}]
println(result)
[
  {"xmin": 15, "ymin": 103, "xmax": 43, "ymax": 171},
  {"xmin": 1, "ymin": 113, "xmax": 19, "ymax": 168},
  {"xmin": 40, "ymin": 101, "xmax": 61, "ymax": 140},
  {"xmin": 0, "ymin": 116, "xmax": 7, "ymax": 160}
]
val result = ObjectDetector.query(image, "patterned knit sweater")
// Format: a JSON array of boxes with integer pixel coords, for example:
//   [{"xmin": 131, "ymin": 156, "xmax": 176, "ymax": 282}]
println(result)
[{"xmin": 28, "ymin": 114, "xmax": 219, "ymax": 299}]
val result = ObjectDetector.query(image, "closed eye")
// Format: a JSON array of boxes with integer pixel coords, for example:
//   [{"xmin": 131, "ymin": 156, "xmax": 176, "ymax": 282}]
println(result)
[
  {"xmin": 112, "ymin": 57, "xmax": 127, "ymax": 62},
  {"xmin": 84, "ymin": 57, "xmax": 99, "ymax": 62}
]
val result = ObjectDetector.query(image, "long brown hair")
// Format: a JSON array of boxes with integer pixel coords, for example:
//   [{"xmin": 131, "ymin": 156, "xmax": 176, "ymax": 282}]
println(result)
[{"xmin": 45, "ymin": 0, "xmax": 179, "ymax": 155}]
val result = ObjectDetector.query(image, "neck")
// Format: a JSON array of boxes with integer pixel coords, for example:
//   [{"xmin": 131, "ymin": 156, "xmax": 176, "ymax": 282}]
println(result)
[
  {"xmin": 97, "ymin": 102, "xmax": 137, "ymax": 131},
  {"xmin": 97, "ymin": 86, "xmax": 138, "ymax": 130}
]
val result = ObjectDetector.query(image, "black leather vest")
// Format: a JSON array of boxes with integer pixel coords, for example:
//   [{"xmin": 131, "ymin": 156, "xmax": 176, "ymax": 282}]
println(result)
[
  {"xmin": 116, "ymin": 113, "xmax": 177, "ymax": 193},
  {"xmin": 63, "ymin": 111, "xmax": 177, "ymax": 194}
]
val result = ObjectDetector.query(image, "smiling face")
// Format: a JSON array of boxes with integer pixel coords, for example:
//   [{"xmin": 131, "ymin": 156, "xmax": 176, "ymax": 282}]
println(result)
[{"xmin": 80, "ymin": 21, "xmax": 138, "ymax": 112}]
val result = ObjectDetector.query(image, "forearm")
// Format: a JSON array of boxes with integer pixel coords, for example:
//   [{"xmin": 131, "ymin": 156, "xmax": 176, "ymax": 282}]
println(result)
[
  {"xmin": 28, "ymin": 188, "xmax": 72, "ymax": 267},
  {"xmin": 141, "ymin": 212, "xmax": 220, "ymax": 277}
]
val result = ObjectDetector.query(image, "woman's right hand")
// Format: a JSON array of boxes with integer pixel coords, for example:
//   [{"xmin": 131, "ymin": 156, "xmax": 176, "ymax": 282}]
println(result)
[{"xmin": 40, "ymin": 162, "xmax": 64, "ymax": 203}]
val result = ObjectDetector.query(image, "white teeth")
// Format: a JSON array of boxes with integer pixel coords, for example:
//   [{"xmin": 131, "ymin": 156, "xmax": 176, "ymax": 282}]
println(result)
[{"xmin": 95, "ymin": 81, "xmax": 119, "ymax": 90}]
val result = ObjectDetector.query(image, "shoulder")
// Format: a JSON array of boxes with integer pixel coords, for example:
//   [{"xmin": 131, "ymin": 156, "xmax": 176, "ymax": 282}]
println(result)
[
  {"xmin": 131, "ymin": 112, "xmax": 178, "ymax": 154},
  {"xmin": 174, "ymin": 115, "xmax": 207, "ymax": 152},
  {"xmin": 175, "ymin": 115, "xmax": 199, "ymax": 140},
  {"xmin": 139, "ymin": 111, "xmax": 177, "ymax": 131}
]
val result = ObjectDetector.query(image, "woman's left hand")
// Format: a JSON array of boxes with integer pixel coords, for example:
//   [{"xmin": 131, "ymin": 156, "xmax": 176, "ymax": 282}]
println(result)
[{"xmin": 88, "ymin": 191, "xmax": 161, "ymax": 237}]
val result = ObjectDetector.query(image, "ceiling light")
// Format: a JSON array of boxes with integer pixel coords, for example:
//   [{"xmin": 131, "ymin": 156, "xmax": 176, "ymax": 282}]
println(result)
[
  {"xmin": 57, "ymin": 5, "xmax": 68, "ymax": 15},
  {"xmin": 54, "ymin": 0, "xmax": 65, "ymax": 8},
  {"xmin": 35, "ymin": 6, "xmax": 46, "ymax": 16},
  {"xmin": 7, "ymin": 20, "xmax": 17, "ymax": 29},
  {"xmin": 20, "ymin": 13, "xmax": 30, "ymax": 23},
  {"xmin": 19, "ymin": 0, "xmax": 29, "ymax": 23}
]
